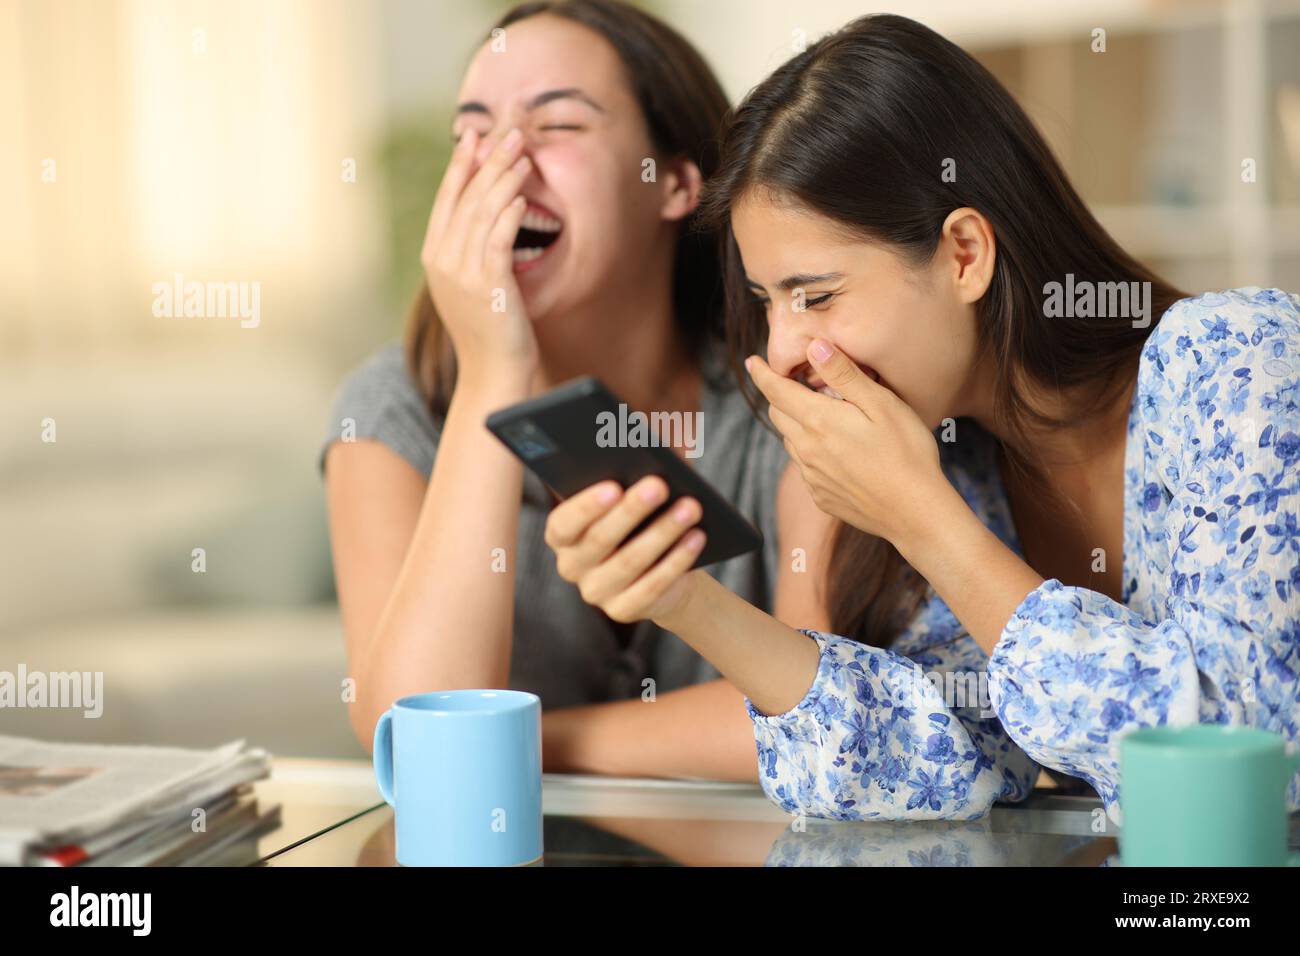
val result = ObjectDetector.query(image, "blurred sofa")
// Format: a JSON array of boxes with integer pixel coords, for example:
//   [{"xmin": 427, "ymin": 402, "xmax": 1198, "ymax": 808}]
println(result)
[{"xmin": 0, "ymin": 344, "xmax": 364, "ymax": 759}]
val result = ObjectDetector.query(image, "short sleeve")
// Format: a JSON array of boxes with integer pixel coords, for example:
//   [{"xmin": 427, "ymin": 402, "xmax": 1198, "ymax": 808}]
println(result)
[{"xmin": 319, "ymin": 343, "xmax": 441, "ymax": 479}]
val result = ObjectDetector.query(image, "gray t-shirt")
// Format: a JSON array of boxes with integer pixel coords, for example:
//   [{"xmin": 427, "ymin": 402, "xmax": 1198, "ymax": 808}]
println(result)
[{"xmin": 320, "ymin": 342, "xmax": 788, "ymax": 709}]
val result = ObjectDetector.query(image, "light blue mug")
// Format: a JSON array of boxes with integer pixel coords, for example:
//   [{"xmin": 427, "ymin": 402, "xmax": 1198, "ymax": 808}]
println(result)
[{"xmin": 373, "ymin": 689, "xmax": 543, "ymax": 867}]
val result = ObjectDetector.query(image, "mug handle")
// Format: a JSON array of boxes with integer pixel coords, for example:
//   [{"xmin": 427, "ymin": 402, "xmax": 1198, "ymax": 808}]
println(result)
[{"xmin": 373, "ymin": 709, "xmax": 396, "ymax": 806}]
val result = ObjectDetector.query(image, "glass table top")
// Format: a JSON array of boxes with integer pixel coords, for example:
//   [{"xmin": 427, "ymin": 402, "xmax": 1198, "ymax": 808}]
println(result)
[{"xmin": 251, "ymin": 759, "xmax": 1141, "ymax": 867}]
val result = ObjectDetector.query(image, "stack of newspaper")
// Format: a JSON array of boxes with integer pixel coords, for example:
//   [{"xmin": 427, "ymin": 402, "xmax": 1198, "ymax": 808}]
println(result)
[{"xmin": 0, "ymin": 735, "xmax": 279, "ymax": 866}]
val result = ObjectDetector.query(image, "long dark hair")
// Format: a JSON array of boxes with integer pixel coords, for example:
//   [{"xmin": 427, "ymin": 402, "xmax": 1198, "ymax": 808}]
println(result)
[
  {"xmin": 405, "ymin": 0, "xmax": 730, "ymax": 417},
  {"xmin": 698, "ymin": 14, "xmax": 1188, "ymax": 647}
]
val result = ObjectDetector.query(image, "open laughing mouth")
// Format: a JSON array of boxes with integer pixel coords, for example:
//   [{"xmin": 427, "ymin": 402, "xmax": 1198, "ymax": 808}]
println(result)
[{"xmin": 512, "ymin": 202, "xmax": 563, "ymax": 273}]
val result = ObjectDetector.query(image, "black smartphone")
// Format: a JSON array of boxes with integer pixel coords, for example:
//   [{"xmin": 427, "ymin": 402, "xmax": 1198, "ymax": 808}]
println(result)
[{"xmin": 485, "ymin": 377, "xmax": 763, "ymax": 569}]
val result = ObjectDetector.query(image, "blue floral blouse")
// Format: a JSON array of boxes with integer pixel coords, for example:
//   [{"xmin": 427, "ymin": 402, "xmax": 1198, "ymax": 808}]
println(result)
[{"xmin": 746, "ymin": 287, "xmax": 1300, "ymax": 826}]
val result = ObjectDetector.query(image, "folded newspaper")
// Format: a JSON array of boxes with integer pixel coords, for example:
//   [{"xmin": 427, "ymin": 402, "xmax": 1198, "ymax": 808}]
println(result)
[{"xmin": 0, "ymin": 735, "xmax": 273, "ymax": 866}]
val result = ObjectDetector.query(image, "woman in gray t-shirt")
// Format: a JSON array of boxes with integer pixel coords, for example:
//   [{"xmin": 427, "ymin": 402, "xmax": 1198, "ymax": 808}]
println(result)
[
  {"xmin": 324, "ymin": 344, "xmax": 795, "ymax": 703},
  {"xmin": 321, "ymin": 2, "xmax": 829, "ymax": 780}
]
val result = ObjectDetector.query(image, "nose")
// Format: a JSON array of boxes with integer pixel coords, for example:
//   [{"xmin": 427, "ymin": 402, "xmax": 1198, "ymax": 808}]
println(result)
[
  {"xmin": 764, "ymin": 300, "xmax": 819, "ymax": 379},
  {"xmin": 473, "ymin": 115, "xmax": 534, "ymax": 168}
]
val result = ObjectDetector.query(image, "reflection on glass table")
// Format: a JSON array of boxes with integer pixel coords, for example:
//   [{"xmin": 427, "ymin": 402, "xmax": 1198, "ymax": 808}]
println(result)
[{"xmin": 253, "ymin": 760, "xmax": 1152, "ymax": 867}]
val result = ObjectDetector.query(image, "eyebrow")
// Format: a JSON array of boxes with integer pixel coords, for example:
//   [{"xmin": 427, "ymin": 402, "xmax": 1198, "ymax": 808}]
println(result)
[
  {"xmin": 455, "ymin": 87, "xmax": 606, "ymax": 117},
  {"xmin": 745, "ymin": 272, "xmax": 845, "ymax": 293}
]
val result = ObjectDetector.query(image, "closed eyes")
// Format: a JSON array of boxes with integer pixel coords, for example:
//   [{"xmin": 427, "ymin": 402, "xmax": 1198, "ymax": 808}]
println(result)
[
  {"xmin": 452, "ymin": 123, "xmax": 584, "ymax": 143},
  {"xmin": 752, "ymin": 291, "xmax": 838, "ymax": 310}
]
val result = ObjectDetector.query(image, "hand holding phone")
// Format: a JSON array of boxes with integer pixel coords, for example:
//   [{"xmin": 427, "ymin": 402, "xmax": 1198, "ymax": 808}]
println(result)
[
  {"xmin": 542, "ymin": 475, "xmax": 708, "ymax": 625},
  {"xmin": 485, "ymin": 377, "xmax": 763, "ymax": 569}
]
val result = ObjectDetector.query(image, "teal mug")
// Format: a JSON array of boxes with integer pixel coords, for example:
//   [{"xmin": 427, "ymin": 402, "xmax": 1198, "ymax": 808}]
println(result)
[
  {"xmin": 373, "ymin": 689, "xmax": 543, "ymax": 867},
  {"xmin": 1119, "ymin": 724, "xmax": 1300, "ymax": 866}
]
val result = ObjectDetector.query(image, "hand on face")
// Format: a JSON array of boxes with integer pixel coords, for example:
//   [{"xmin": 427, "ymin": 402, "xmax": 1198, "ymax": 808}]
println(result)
[
  {"xmin": 544, "ymin": 477, "xmax": 707, "ymax": 625},
  {"xmin": 421, "ymin": 127, "xmax": 539, "ymax": 383},
  {"xmin": 747, "ymin": 339, "xmax": 948, "ymax": 546}
]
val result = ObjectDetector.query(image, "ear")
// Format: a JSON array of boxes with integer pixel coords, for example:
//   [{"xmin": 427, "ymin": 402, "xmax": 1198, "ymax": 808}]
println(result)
[
  {"xmin": 658, "ymin": 156, "xmax": 704, "ymax": 223},
  {"xmin": 939, "ymin": 207, "xmax": 996, "ymax": 304}
]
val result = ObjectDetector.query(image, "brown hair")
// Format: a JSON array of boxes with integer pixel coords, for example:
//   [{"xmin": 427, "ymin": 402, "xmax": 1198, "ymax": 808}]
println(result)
[
  {"xmin": 698, "ymin": 14, "xmax": 1188, "ymax": 647},
  {"xmin": 404, "ymin": 0, "xmax": 731, "ymax": 417}
]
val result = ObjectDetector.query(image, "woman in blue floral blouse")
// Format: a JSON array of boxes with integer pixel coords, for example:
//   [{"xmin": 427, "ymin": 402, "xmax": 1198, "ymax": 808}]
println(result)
[{"xmin": 541, "ymin": 14, "xmax": 1300, "ymax": 825}]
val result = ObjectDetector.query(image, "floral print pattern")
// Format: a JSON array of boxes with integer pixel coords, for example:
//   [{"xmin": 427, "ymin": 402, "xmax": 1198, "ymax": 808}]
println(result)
[
  {"xmin": 763, "ymin": 815, "xmax": 1099, "ymax": 867},
  {"xmin": 747, "ymin": 287, "xmax": 1300, "ymax": 826}
]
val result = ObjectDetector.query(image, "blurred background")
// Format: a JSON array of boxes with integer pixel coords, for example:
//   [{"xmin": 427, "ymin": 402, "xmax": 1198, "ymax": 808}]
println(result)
[{"xmin": 3, "ymin": 0, "xmax": 1299, "ymax": 758}]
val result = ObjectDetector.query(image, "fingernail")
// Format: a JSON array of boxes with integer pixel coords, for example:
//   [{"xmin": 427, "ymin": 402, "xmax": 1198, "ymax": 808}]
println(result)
[
  {"xmin": 744, "ymin": 357, "xmax": 754, "ymax": 373},
  {"xmin": 514, "ymin": 156, "xmax": 531, "ymax": 173},
  {"xmin": 809, "ymin": 339, "xmax": 833, "ymax": 362},
  {"xmin": 639, "ymin": 480, "xmax": 663, "ymax": 503},
  {"xmin": 686, "ymin": 530, "xmax": 705, "ymax": 550},
  {"xmin": 673, "ymin": 500, "xmax": 695, "ymax": 522},
  {"xmin": 504, "ymin": 128, "xmax": 522, "ymax": 148},
  {"xmin": 597, "ymin": 483, "xmax": 620, "ymax": 504}
]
